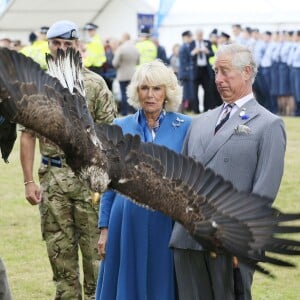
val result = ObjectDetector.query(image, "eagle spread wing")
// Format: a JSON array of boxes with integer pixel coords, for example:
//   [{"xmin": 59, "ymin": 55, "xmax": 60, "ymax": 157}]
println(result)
[
  {"xmin": 0, "ymin": 47, "xmax": 299, "ymax": 276},
  {"xmin": 95, "ymin": 123, "xmax": 300, "ymax": 276},
  {"xmin": 0, "ymin": 47, "xmax": 109, "ymax": 191},
  {"xmin": 0, "ymin": 114, "xmax": 16, "ymax": 163}
]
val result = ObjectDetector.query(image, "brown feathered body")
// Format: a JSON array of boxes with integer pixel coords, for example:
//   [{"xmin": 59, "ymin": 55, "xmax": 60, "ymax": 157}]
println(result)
[
  {"xmin": 0, "ymin": 47, "xmax": 300, "ymax": 277},
  {"xmin": 0, "ymin": 47, "xmax": 109, "ymax": 191}
]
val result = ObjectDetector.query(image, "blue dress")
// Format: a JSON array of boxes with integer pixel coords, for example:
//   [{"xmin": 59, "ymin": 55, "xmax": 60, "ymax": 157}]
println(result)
[{"xmin": 95, "ymin": 110, "xmax": 192, "ymax": 300}]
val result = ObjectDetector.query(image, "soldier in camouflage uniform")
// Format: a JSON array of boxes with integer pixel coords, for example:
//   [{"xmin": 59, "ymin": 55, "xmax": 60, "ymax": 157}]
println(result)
[{"xmin": 20, "ymin": 20, "xmax": 117, "ymax": 300}]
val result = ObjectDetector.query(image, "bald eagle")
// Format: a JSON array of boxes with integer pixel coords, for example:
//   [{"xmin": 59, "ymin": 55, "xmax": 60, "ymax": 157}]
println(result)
[{"xmin": 0, "ymin": 47, "xmax": 299, "ymax": 276}]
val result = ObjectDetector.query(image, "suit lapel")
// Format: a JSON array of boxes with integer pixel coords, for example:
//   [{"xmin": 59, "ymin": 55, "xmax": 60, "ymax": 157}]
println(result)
[
  {"xmin": 200, "ymin": 107, "xmax": 223, "ymax": 151},
  {"xmin": 201, "ymin": 99, "xmax": 259, "ymax": 166}
]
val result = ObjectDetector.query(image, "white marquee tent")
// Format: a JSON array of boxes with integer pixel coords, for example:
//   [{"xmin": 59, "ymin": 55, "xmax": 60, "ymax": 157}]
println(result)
[
  {"xmin": 150, "ymin": 0, "xmax": 300, "ymax": 54},
  {"xmin": 1, "ymin": 0, "xmax": 300, "ymax": 55},
  {"xmin": 0, "ymin": 0, "xmax": 154, "ymax": 42}
]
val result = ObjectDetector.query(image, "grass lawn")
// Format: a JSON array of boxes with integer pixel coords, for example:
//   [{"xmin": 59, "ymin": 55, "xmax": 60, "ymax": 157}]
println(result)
[{"xmin": 0, "ymin": 117, "xmax": 300, "ymax": 299}]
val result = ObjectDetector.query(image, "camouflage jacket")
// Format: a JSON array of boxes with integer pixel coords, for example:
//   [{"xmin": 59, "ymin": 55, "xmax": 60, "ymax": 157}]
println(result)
[{"xmin": 21, "ymin": 67, "xmax": 117, "ymax": 157}]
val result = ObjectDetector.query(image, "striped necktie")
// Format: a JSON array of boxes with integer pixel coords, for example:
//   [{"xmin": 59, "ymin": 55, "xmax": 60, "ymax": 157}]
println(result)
[{"xmin": 215, "ymin": 104, "xmax": 233, "ymax": 133}]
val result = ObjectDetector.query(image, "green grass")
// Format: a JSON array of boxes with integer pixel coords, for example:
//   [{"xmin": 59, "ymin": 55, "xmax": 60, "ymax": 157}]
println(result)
[{"xmin": 0, "ymin": 117, "xmax": 300, "ymax": 299}]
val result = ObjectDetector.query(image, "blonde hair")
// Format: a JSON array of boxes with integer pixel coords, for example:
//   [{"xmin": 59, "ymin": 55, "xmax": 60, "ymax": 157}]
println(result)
[{"xmin": 127, "ymin": 59, "xmax": 182, "ymax": 111}]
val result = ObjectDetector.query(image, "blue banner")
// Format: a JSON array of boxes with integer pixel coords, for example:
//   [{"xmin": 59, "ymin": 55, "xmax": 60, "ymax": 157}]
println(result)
[
  {"xmin": 137, "ymin": 13, "xmax": 155, "ymax": 34},
  {"xmin": 154, "ymin": 0, "xmax": 176, "ymax": 36}
]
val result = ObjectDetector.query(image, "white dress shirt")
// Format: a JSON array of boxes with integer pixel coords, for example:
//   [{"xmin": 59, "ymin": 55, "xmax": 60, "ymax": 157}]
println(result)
[{"xmin": 216, "ymin": 93, "xmax": 254, "ymax": 125}]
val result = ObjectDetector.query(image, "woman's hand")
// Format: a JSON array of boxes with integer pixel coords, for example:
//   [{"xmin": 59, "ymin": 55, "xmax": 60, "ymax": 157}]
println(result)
[{"xmin": 98, "ymin": 228, "xmax": 108, "ymax": 260}]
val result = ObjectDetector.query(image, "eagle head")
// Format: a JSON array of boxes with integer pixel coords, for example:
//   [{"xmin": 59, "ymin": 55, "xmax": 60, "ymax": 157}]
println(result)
[{"xmin": 65, "ymin": 127, "xmax": 111, "ymax": 193}]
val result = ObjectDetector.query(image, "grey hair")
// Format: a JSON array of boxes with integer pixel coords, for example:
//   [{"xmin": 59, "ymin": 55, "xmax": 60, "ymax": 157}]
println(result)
[
  {"xmin": 127, "ymin": 59, "xmax": 182, "ymax": 111},
  {"xmin": 214, "ymin": 43, "xmax": 258, "ymax": 83}
]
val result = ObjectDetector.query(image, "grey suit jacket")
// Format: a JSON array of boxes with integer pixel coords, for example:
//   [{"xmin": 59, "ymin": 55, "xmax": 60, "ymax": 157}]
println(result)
[
  {"xmin": 112, "ymin": 40, "xmax": 139, "ymax": 82},
  {"xmin": 169, "ymin": 98, "xmax": 286, "ymax": 250}
]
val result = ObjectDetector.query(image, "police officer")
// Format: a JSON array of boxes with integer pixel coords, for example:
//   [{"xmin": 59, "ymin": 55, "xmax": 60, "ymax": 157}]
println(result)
[
  {"xmin": 20, "ymin": 26, "xmax": 49, "ymax": 69},
  {"xmin": 83, "ymin": 22, "xmax": 107, "ymax": 77},
  {"xmin": 135, "ymin": 25, "xmax": 157, "ymax": 65},
  {"xmin": 20, "ymin": 20, "xmax": 117, "ymax": 300}
]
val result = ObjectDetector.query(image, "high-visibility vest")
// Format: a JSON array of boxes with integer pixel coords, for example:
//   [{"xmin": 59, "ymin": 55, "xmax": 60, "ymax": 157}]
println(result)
[
  {"xmin": 209, "ymin": 44, "xmax": 218, "ymax": 66},
  {"xmin": 83, "ymin": 34, "xmax": 107, "ymax": 68},
  {"xmin": 20, "ymin": 40, "xmax": 49, "ymax": 69},
  {"xmin": 136, "ymin": 39, "xmax": 157, "ymax": 65}
]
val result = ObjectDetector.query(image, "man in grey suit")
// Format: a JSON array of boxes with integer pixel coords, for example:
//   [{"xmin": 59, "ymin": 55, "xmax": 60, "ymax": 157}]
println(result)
[{"xmin": 170, "ymin": 43, "xmax": 286, "ymax": 300}]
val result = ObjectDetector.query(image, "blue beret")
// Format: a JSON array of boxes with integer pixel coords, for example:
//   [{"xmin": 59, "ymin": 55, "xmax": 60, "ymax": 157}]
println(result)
[{"xmin": 47, "ymin": 20, "xmax": 79, "ymax": 40}]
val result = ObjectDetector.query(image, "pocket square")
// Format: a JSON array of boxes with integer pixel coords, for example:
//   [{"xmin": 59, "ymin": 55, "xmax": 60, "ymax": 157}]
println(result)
[{"xmin": 234, "ymin": 124, "xmax": 251, "ymax": 134}]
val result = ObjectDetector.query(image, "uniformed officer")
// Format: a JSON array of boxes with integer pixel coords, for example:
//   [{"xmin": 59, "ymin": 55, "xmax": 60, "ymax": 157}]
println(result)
[
  {"xmin": 20, "ymin": 20, "xmax": 117, "ymax": 300},
  {"xmin": 82, "ymin": 22, "xmax": 107, "ymax": 76},
  {"xmin": 20, "ymin": 26, "xmax": 49, "ymax": 69},
  {"xmin": 135, "ymin": 25, "xmax": 157, "ymax": 65},
  {"xmin": 290, "ymin": 30, "xmax": 300, "ymax": 116}
]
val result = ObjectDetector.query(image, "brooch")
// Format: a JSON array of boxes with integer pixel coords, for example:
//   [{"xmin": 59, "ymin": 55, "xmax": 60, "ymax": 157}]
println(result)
[
  {"xmin": 239, "ymin": 108, "xmax": 249, "ymax": 120},
  {"xmin": 172, "ymin": 117, "xmax": 185, "ymax": 128},
  {"xmin": 234, "ymin": 124, "xmax": 251, "ymax": 134}
]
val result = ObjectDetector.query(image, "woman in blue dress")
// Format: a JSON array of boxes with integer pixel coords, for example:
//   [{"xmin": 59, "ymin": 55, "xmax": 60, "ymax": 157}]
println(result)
[{"xmin": 95, "ymin": 59, "xmax": 192, "ymax": 300}]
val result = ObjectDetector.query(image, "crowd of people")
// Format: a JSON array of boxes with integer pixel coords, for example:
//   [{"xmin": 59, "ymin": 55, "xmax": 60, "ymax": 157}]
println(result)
[
  {"xmin": 0, "ymin": 20, "xmax": 292, "ymax": 300},
  {"xmin": 176, "ymin": 25, "xmax": 300, "ymax": 116},
  {"xmin": 3, "ymin": 23, "xmax": 300, "ymax": 117}
]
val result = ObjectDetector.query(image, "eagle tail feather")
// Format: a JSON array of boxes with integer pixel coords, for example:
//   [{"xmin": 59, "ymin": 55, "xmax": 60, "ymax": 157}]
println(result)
[{"xmin": 46, "ymin": 48, "xmax": 85, "ymax": 97}]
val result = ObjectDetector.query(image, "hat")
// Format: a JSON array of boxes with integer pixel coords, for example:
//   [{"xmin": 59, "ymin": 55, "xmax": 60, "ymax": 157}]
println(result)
[
  {"xmin": 40, "ymin": 26, "xmax": 49, "ymax": 34},
  {"xmin": 181, "ymin": 30, "xmax": 192, "ymax": 37},
  {"xmin": 83, "ymin": 23, "xmax": 98, "ymax": 31},
  {"xmin": 46, "ymin": 20, "xmax": 79, "ymax": 40},
  {"xmin": 139, "ymin": 25, "xmax": 151, "ymax": 37},
  {"xmin": 29, "ymin": 32, "xmax": 37, "ymax": 43},
  {"xmin": 210, "ymin": 28, "xmax": 218, "ymax": 36},
  {"xmin": 220, "ymin": 32, "xmax": 230, "ymax": 39},
  {"xmin": 245, "ymin": 27, "xmax": 252, "ymax": 34}
]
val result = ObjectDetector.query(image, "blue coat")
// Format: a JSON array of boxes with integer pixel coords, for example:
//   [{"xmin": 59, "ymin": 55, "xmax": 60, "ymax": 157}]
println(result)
[{"xmin": 96, "ymin": 111, "xmax": 191, "ymax": 300}]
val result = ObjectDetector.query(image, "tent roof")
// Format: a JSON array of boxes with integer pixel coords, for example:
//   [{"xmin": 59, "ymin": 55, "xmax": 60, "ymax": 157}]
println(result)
[
  {"xmin": 0, "ymin": 0, "xmax": 111, "ymax": 32},
  {"xmin": 146, "ymin": 0, "xmax": 300, "ymax": 27},
  {"xmin": 0, "ymin": 0, "xmax": 154, "ymax": 43}
]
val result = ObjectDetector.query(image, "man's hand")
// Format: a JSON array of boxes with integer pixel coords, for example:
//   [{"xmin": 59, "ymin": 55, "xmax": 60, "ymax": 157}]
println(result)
[{"xmin": 25, "ymin": 182, "xmax": 42, "ymax": 205}]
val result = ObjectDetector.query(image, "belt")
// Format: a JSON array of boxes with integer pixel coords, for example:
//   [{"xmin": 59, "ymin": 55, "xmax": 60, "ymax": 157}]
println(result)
[{"xmin": 42, "ymin": 155, "xmax": 64, "ymax": 168}]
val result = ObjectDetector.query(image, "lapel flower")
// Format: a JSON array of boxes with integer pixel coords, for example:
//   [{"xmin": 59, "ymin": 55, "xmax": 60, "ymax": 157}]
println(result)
[
  {"xmin": 234, "ymin": 124, "xmax": 251, "ymax": 134},
  {"xmin": 172, "ymin": 117, "xmax": 184, "ymax": 128},
  {"xmin": 239, "ymin": 108, "xmax": 249, "ymax": 120}
]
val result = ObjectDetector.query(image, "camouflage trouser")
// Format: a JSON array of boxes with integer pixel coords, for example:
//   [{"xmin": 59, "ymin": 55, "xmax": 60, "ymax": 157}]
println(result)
[
  {"xmin": 0, "ymin": 257, "xmax": 12, "ymax": 300},
  {"xmin": 38, "ymin": 162, "xmax": 100, "ymax": 300}
]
